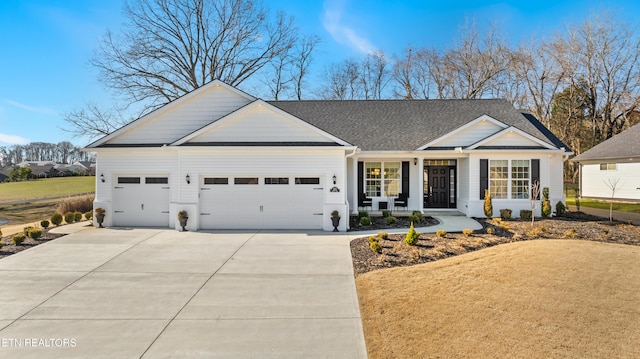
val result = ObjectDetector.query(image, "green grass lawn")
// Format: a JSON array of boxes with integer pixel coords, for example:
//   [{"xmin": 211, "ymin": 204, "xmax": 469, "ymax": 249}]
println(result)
[
  {"xmin": 566, "ymin": 198, "xmax": 640, "ymax": 214},
  {"xmin": 0, "ymin": 176, "xmax": 95, "ymax": 202}
]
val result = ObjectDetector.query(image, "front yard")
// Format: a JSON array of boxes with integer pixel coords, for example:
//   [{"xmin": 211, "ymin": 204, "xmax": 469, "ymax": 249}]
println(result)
[{"xmin": 352, "ymin": 213, "xmax": 640, "ymax": 358}]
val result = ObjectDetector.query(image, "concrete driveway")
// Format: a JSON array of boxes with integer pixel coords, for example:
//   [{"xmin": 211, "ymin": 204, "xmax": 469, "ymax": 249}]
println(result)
[{"xmin": 0, "ymin": 228, "xmax": 367, "ymax": 358}]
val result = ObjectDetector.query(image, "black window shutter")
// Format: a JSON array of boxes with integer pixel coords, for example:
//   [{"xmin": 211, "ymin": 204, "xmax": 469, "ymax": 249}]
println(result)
[
  {"xmin": 358, "ymin": 161, "xmax": 364, "ymax": 200},
  {"xmin": 531, "ymin": 159, "xmax": 540, "ymax": 199},
  {"xmin": 480, "ymin": 159, "xmax": 488, "ymax": 200},
  {"xmin": 401, "ymin": 161, "xmax": 410, "ymax": 197}
]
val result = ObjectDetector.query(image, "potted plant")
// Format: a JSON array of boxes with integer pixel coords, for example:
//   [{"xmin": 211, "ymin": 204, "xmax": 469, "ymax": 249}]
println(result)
[
  {"xmin": 331, "ymin": 210, "xmax": 341, "ymax": 232},
  {"xmin": 178, "ymin": 210, "xmax": 189, "ymax": 231},
  {"xmin": 95, "ymin": 208, "xmax": 106, "ymax": 228}
]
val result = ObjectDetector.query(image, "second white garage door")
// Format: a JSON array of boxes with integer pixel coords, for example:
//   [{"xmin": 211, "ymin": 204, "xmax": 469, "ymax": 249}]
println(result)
[
  {"xmin": 113, "ymin": 176, "xmax": 170, "ymax": 227},
  {"xmin": 199, "ymin": 176, "xmax": 324, "ymax": 229}
]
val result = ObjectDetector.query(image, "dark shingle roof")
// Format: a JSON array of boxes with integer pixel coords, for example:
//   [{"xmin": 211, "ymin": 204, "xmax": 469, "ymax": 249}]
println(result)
[
  {"xmin": 572, "ymin": 123, "xmax": 640, "ymax": 162},
  {"xmin": 269, "ymin": 99, "xmax": 558, "ymax": 151}
]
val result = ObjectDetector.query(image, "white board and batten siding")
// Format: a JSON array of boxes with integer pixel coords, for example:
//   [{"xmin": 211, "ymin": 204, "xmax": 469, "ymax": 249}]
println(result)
[
  {"xmin": 581, "ymin": 162, "xmax": 640, "ymax": 200},
  {"xmin": 106, "ymin": 85, "xmax": 252, "ymax": 145}
]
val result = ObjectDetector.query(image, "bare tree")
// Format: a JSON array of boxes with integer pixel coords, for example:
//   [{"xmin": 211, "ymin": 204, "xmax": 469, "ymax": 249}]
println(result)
[
  {"xmin": 291, "ymin": 35, "xmax": 320, "ymax": 100},
  {"xmin": 603, "ymin": 177, "xmax": 622, "ymax": 222},
  {"xmin": 529, "ymin": 181, "xmax": 541, "ymax": 225},
  {"xmin": 319, "ymin": 59, "xmax": 362, "ymax": 100},
  {"xmin": 92, "ymin": 0, "xmax": 300, "ymax": 110},
  {"xmin": 360, "ymin": 51, "xmax": 391, "ymax": 99},
  {"xmin": 63, "ymin": 103, "xmax": 132, "ymax": 143}
]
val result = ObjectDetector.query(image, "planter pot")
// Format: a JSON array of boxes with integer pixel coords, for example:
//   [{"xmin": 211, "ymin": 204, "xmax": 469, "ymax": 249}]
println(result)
[
  {"xmin": 178, "ymin": 217, "xmax": 188, "ymax": 231},
  {"xmin": 331, "ymin": 216, "xmax": 341, "ymax": 232},
  {"xmin": 95, "ymin": 213, "xmax": 105, "ymax": 228}
]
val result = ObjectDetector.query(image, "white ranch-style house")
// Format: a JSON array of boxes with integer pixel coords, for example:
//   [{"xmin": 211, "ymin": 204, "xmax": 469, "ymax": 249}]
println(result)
[{"xmin": 86, "ymin": 80, "xmax": 571, "ymax": 231}]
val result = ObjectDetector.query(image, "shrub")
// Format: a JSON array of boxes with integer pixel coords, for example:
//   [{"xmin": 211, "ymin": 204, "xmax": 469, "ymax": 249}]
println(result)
[
  {"xmin": 368, "ymin": 236, "xmax": 379, "ymax": 244},
  {"xmin": 331, "ymin": 210, "xmax": 339, "ymax": 218},
  {"xmin": 40, "ymin": 220, "xmax": 50, "ymax": 229},
  {"xmin": 28, "ymin": 228, "xmax": 43, "ymax": 240},
  {"xmin": 462, "ymin": 228, "xmax": 474, "ymax": 237},
  {"xmin": 369, "ymin": 240, "xmax": 382, "ymax": 254},
  {"xmin": 23, "ymin": 226, "xmax": 35, "ymax": 235},
  {"xmin": 360, "ymin": 216, "xmax": 371, "ymax": 226},
  {"xmin": 74, "ymin": 212, "xmax": 83, "ymax": 222},
  {"xmin": 56, "ymin": 195, "xmax": 94, "ymax": 215},
  {"xmin": 382, "ymin": 210, "xmax": 391, "ymax": 218},
  {"xmin": 564, "ymin": 228, "xmax": 577, "ymax": 238},
  {"xmin": 520, "ymin": 210, "xmax": 532, "ymax": 220},
  {"xmin": 84, "ymin": 211, "xmax": 93, "ymax": 220},
  {"xmin": 555, "ymin": 201, "xmax": 566, "ymax": 216},
  {"xmin": 386, "ymin": 216, "xmax": 397, "ymax": 225},
  {"xmin": 51, "ymin": 213, "xmax": 63, "ymax": 226},
  {"xmin": 408, "ymin": 214, "xmax": 421, "ymax": 225},
  {"xmin": 499, "ymin": 209, "xmax": 512, "ymax": 220},
  {"xmin": 64, "ymin": 212, "xmax": 76, "ymax": 224},
  {"xmin": 358, "ymin": 211, "xmax": 369, "ymax": 219},
  {"xmin": 483, "ymin": 189, "xmax": 493, "ymax": 218},
  {"xmin": 404, "ymin": 223, "xmax": 419, "ymax": 246},
  {"xmin": 411, "ymin": 210, "xmax": 424, "ymax": 222},
  {"xmin": 486, "ymin": 227, "xmax": 495, "ymax": 235},
  {"xmin": 377, "ymin": 232, "xmax": 388, "ymax": 240},
  {"xmin": 436, "ymin": 229, "xmax": 447, "ymax": 238},
  {"xmin": 12, "ymin": 233, "xmax": 26, "ymax": 245}
]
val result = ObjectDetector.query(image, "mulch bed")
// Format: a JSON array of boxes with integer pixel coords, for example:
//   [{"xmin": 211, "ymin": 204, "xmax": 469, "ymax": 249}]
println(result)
[
  {"xmin": 0, "ymin": 229, "xmax": 66, "ymax": 259},
  {"xmin": 350, "ymin": 211, "xmax": 640, "ymax": 276},
  {"xmin": 349, "ymin": 215, "xmax": 439, "ymax": 231}
]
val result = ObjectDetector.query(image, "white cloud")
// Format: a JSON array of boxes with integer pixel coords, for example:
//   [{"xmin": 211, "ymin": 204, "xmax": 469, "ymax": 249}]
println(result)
[
  {"xmin": 322, "ymin": 0, "xmax": 376, "ymax": 54},
  {"xmin": 0, "ymin": 133, "xmax": 30, "ymax": 145},
  {"xmin": 3, "ymin": 99, "xmax": 57, "ymax": 115}
]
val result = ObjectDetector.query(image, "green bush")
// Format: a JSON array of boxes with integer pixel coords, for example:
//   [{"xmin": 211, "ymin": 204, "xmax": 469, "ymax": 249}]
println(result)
[
  {"xmin": 360, "ymin": 216, "xmax": 371, "ymax": 226},
  {"xmin": 408, "ymin": 214, "xmax": 421, "ymax": 225},
  {"xmin": 386, "ymin": 216, "xmax": 397, "ymax": 225},
  {"xmin": 555, "ymin": 201, "xmax": 566, "ymax": 216},
  {"xmin": 377, "ymin": 232, "xmax": 388, "ymax": 240},
  {"xmin": 358, "ymin": 211, "xmax": 369, "ymax": 219},
  {"xmin": 28, "ymin": 228, "xmax": 43, "ymax": 240},
  {"xmin": 404, "ymin": 223, "xmax": 419, "ymax": 246},
  {"xmin": 23, "ymin": 226, "xmax": 35, "ymax": 235},
  {"xmin": 74, "ymin": 211, "xmax": 83, "ymax": 222},
  {"xmin": 12, "ymin": 233, "xmax": 26, "ymax": 245},
  {"xmin": 50, "ymin": 213, "xmax": 63, "ymax": 226},
  {"xmin": 436, "ymin": 229, "xmax": 447, "ymax": 238},
  {"xmin": 369, "ymin": 240, "xmax": 382, "ymax": 254},
  {"xmin": 84, "ymin": 211, "xmax": 93, "ymax": 220},
  {"xmin": 40, "ymin": 220, "xmax": 50, "ymax": 229},
  {"xmin": 484, "ymin": 189, "xmax": 493, "ymax": 218},
  {"xmin": 411, "ymin": 210, "xmax": 424, "ymax": 222},
  {"xmin": 382, "ymin": 210, "xmax": 391, "ymax": 218},
  {"xmin": 520, "ymin": 210, "xmax": 532, "ymax": 220},
  {"xmin": 499, "ymin": 209, "xmax": 512, "ymax": 220},
  {"xmin": 64, "ymin": 212, "xmax": 76, "ymax": 224}
]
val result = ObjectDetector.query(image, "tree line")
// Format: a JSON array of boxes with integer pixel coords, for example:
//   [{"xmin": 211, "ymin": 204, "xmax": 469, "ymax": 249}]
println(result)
[
  {"xmin": 65, "ymin": 0, "xmax": 640, "ymax": 182},
  {"xmin": 0, "ymin": 141, "xmax": 93, "ymax": 167}
]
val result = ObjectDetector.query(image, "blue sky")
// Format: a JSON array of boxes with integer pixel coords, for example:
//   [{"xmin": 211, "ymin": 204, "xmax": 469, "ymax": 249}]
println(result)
[{"xmin": 1, "ymin": 0, "xmax": 639, "ymax": 148}]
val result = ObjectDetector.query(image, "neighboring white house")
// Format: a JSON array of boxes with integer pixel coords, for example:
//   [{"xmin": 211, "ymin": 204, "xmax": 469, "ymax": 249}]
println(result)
[
  {"xmin": 571, "ymin": 123, "xmax": 640, "ymax": 201},
  {"xmin": 85, "ymin": 80, "xmax": 571, "ymax": 231}
]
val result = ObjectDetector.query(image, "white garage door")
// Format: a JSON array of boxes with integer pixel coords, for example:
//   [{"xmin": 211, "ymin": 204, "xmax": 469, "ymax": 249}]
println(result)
[
  {"xmin": 113, "ymin": 176, "xmax": 170, "ymax": 227},
  {"xmin": 199, "ymin": 176, "xmax": 324, "ymax": 229}
]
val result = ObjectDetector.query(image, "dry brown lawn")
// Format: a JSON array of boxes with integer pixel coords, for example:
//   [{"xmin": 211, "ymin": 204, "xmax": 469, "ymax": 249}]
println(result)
[{"xmin": 357, "ymin": 240, "xmax": 640, "ymax": 358}]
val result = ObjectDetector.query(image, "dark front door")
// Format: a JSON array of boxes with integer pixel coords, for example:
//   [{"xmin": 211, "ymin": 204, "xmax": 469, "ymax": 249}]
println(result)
[{"xmin": 424, "ymin": 166, "xmax": 456, "ymax": 208}]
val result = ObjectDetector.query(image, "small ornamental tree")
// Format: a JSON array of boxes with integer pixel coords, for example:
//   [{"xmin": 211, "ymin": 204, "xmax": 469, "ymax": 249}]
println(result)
[
  {"xmin": 404, "ymin": 223, "xmax": 419, "ymax": 246},
  {"xmin": 483, "ymin": 189, "xmax": 493, "ymax": 218},
  {"xmin": 541, "ymin": 187, "xmax": 551, "ymax": 219}
]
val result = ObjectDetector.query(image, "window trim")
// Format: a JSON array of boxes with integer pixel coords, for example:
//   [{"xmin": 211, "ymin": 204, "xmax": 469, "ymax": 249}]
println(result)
[
  {"xmin": 599, "ymin": 163, "xmax": 617, "ymax": 171},
  {"xmin": 488, "ymin": 159, "xmax": 531, "ymax": 199},
  {"xmin": 364, "ymin": 161, "xmax": 401, "ymax": 197}
]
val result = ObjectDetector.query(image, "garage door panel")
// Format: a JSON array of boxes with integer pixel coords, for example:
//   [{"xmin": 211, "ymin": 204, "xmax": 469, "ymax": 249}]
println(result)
[
  {"xmin": 200, "ymin": 176, "xmax": 323, "ymax": 230},
  {"xmin": 113, "ymin": 177, "xmax": 170, "ymax": 227}
]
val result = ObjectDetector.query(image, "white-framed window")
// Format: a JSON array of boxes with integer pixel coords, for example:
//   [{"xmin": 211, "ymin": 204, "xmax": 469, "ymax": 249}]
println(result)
[
  {"xmin": 489, "ymin": 159, "xmax": 530, "ymax": 199},
  {"xmin": 365, "ymin": 161, "xmax": 401, "ymax": 197},
  {"xmin": 599, "ymin": 163, "xmax": 617, "ymax": 171}
]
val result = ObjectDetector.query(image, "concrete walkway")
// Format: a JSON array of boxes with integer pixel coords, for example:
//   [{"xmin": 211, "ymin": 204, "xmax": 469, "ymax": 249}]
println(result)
[{"xmin": 0, "ymin": 228, "xmax": 367, "ymax": 358}]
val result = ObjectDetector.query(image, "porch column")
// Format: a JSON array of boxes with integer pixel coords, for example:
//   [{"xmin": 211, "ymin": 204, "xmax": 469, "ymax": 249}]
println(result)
[{"xmin": 417, "ymin": 157, "xmax": 424, "ymax": 212}]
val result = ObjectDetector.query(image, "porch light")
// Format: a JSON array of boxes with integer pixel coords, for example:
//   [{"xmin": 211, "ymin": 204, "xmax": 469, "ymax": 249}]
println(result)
[
  {"xmin": 332, "ymin": 174, "xmax": 337, "ymax": 185},
  {"xmin": 186, "ymin": 174, "xmax": 191, "ymax": 184},
  {"xmin": 100, "ymin": 174, "xmax": 105, "ymax": 183},
  {"xmin": 413, "ymin": 158, "xmax": 417, "ymax": 165}
]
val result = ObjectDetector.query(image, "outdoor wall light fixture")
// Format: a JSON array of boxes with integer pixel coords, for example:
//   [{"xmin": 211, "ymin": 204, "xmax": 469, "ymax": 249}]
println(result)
[
  {"xmin": 332, "ymin": 174, "xmax": 337, "ymax": 185},
  {"xmin": 186, "ymin": 174, "xmax": 191, "ymax": 184},
  {"xmin": 414, "ymin": 158, "xmax": 418, "ymax": 165},
  {"xmin": 100, "ymin": 173, "xmax": 105, "ymax": 183}
]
